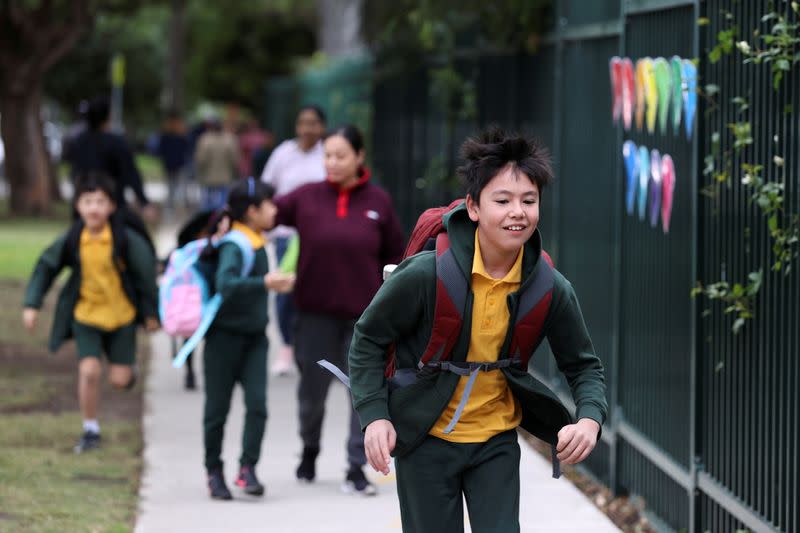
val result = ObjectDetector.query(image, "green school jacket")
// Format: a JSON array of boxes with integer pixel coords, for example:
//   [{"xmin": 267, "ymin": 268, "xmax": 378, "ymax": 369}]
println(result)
[
  {"xmin": 348, "ymin": 203, "xmax": 608, "ymax": 457},
  {"xmin": 209, "ymin": 241, "xmax": 269, "ymax": 334},
  {"xmin": 23, "ymin": 226, "xmax": 158, "ymax": 353}
]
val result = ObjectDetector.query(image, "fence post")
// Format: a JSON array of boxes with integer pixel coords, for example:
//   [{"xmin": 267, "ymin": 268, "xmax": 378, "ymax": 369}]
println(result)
[{"xmin": 688, "ymin": 1, "xmax": 702, "ymax": 531}]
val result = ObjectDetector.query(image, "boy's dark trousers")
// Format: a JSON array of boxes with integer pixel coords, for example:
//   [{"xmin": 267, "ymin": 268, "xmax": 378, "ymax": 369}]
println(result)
[
  {"xmin": 395, "ymin": 430, "xmax": 521, "ymax": 533},
  {"xmin": 203, "ymin": 328, "xmax": 268, "ymax": 471},
  {"xmin": 294, "ymin": 311, "xmax": 366, "ymax": 466}
]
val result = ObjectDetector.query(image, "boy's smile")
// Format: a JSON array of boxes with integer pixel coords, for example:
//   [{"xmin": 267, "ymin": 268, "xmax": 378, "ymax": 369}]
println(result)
[{"xmin": 466, "ymin": 164, "xmax": 540, "ymax": 263}]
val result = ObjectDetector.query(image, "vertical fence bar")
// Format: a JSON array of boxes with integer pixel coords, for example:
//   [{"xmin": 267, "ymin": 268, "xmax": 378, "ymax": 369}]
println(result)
[{"xmin": 688, "ymin": 1, "xmax": 700, "ymax": 530}]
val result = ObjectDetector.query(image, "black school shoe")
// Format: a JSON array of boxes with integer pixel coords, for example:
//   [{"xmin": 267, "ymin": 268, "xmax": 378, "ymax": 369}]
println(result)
[
  {"xmin": 207, "ymin": 468, "xmax": 233, "ymax": 500},
  {"xmin": 342, "ymin": 465, "xmax": 377, "ymax": 496},
  {"xmin": 74, "ymin": 431, "xmax": 101, "ymax": 454},
  {"xmin": 296, "ymin": 446, "xmax": 319, "ymax": 483},
  {"xmin": 235, "ymin": 464, "xmax": 265, "ymax": 496}
]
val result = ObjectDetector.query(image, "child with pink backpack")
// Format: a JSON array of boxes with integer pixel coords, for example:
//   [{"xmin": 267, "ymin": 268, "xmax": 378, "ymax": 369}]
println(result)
[{"xmin": 163, "ymin": 178, "xmax": 293, "ymax": 499}]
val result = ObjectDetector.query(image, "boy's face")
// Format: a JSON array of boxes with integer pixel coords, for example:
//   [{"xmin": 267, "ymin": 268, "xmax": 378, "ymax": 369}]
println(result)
[
  {"xmin": 247, "ymin": 199, "xmax": 277, "ymax": 231},
  {"xmin": 75, "ymin": 190, "xmax": 115, "ymax": 231},
  {"xmin": 466, "ymin": 165, "xmax": 539, "ymax": 257}
]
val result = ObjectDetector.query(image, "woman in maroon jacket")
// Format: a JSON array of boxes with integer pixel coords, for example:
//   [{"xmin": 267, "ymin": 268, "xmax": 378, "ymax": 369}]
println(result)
[{"xmin": 274, "ymin": 124, "xmax": 405, "ymax": 495}]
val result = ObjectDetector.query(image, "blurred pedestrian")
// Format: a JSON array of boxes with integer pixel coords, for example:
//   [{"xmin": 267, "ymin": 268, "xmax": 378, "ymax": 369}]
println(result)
[
  {"xmin": 194, "ymin": 119, "xmax": 239, "ymax": 211},
  {"xmin": 22, "ymin": 173, "xmax": 159, "ymax": 454},
  {"xmin": 200, "ymin": 178, "xmax": 295, "ymax": 500},
  {"xmin": 260, "ymin": 105, "xmax": 326, "ymax": 375},
  {"xmin": 67, "ymin": 96, "xmax": 157, "ymax": 249},
  {"xmin": 157, "ymin": 110, "xmax": 190, "ymax": 209},
  {"xmin": 237, "ymin": 118, "xmax": 272, "ymax": 179},
  {"xmin": 273, "ymin": 124, "xmax": 405, "ymax": 495}
]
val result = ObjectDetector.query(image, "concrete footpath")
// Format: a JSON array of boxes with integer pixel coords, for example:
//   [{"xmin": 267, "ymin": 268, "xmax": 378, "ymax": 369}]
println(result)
[{"xmin": 135, "ymin": 223, "xmax": 620, "ymax": 532}]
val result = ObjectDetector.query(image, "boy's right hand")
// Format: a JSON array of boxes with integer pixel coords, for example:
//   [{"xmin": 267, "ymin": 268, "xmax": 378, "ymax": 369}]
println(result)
[
  {"xmin": 364, "ymin": 419, "xmax": 396, "ymax": 475},
  {"xmin": 22, "ymin": 308, "xmax": 38, "ymax": 333}
]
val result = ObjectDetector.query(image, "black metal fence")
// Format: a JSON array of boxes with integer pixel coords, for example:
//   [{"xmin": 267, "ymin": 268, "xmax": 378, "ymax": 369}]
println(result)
[
  {"xmin": 265, "ymin": 1, "xmax": 798, "ymax": 530},
  {"xmin": 370, "ymin": 1, "xmax": 798, "ymax": 532}
]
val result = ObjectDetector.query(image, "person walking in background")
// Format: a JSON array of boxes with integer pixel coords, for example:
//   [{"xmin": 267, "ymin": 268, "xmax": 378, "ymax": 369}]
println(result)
[
  {"xmin": 200, "ymin": 178, "xmax": 295, "ymax": 500},
  {"xmin": 237, "ymin": 118, "xmax": 273, "ymax": 179},
  {"xmin": 260, "ymin": 105, "xmax": 327, "ymax": 376},
  {"xmin": 67, "ymin": 96, "xmax": 157, "ymax": 248},
  {"xmin": 157, "ymin": 110, "xmax": 190, "ymax": 209},
  {"xmin": 194, "ymin": 119, "xmax": 239, "ymax": 211},
  {"xmin": 273, "ymin": 124, "xmax": 405, "ymax": 495},
  {"xmin": 22, "ymin": 173, "xmax": 159, "ymax": 454}
]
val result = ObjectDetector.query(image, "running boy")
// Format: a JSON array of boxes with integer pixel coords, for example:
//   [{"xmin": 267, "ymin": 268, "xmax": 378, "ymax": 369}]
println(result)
[
  {"xmin": 201, "ymin": 178, "xmax": 294, "ymax": 500},
  {"xmin": 348, "ymin": 128, "xmax": 608, "ymax": 532},
  {"xmin": 23, "ymin": 173, "xmax": 159, "ymax": 453}
]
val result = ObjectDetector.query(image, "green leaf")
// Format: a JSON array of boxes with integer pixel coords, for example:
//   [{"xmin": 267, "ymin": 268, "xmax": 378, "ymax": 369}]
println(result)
[
  {"xmin": 732, "ymin": 317, "xmax": 746, "ymax": 334},
  {"xmin": 705, "ymin": 84, "xmax": 720, "ymax": 96},
  {"xmin": 768, "ymin": 215, "xmax": 779, "ymax": 232},
  {"xmin": 697, "ymin": 17, "xmax": 710, "ymax": 26}
]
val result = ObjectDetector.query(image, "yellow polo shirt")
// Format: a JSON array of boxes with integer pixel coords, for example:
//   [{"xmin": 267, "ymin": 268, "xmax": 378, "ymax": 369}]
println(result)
[
  {"xmin": 231, "ymin": 221, "xmax": 266, "ymax": 249},
  {"xmin": 430, "ymin": 230, "xmax": 523, "ymax": 442},
  {"xmin": 73, "ymin": 224, "xmax": 136, "ymax": 330}
]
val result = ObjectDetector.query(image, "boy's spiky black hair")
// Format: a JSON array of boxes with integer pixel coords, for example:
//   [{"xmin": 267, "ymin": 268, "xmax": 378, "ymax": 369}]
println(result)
[{"xmin": 458, "ymin": 126, "xmax": 553, "ymax": 203}]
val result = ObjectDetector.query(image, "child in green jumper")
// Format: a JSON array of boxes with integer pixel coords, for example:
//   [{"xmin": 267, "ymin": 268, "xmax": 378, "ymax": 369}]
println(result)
[
  {"xmin": 201, "ymin": 178, "xmax": 295, "ymax": 500},
  {"xmin": 348, "ymin": 128, "xmax": 608, "ymax": 532},
  {"xmin": 23, "ymin": 173, "xmax": 159, "ymax": 454}
]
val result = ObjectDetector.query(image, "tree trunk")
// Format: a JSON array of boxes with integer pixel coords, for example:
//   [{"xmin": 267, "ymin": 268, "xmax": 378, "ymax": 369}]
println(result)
[
  {"xmin": 0, "ymin": 84, "xmax": 52, "ymax": 215},
  {"xmin": 165, "ymin": 0, "xmax": 186, "ymax": 113},
  {"xmin": 315, "ymin": 0, "xmax": 365, "ymax": 58}
]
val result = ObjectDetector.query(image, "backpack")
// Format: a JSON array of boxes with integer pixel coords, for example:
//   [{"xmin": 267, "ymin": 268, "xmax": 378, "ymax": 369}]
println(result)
[
  {"xmin": 384, "ymin": 200, "xmax": 554, "ymax": 383},
  {"xmin": 159, "ymin": 230, "xmax": 255, "ymax": 368},
  {"xmin": 321, "ymin": 199, "xmax": 554, "ymax": 398}
]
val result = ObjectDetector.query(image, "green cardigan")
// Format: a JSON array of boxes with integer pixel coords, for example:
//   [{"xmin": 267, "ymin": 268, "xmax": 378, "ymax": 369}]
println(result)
[
  {"xmin": 209, "ymin": 241, "xmax": 269, "ymax": 334},
  {"xmin": 23, "ymin": 226, "xmax": 158, "ymax": 353},
  {"xmin": 348, "ymin": 204, "xmax": 608, "ymax": 457}
]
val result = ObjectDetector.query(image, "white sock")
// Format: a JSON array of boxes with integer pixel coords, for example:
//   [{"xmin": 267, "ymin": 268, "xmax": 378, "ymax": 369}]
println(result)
[{"xmin": 83, "ymin": 419, "xmax": 100, "ymax": 434}]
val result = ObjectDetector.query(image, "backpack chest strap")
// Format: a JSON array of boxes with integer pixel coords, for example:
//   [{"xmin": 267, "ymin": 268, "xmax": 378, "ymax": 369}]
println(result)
[{"xmin": 424, "ymin": 358, "xmax": 520, "ymax": 434}]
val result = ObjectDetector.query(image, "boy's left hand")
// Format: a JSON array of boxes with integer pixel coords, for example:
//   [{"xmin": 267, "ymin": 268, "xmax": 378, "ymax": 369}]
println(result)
[
  {"xmin": 144, "ymin": 317, "xmax": 160, "ymax": 333},
  {"xmin": 556, "ymin": 418, "xmax": 600, "ymax": 465}
]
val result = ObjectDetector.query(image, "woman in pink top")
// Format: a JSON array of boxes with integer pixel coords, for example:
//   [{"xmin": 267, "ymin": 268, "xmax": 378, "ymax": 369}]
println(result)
[{"xmin": 260, "ymin": 106, "xmax": 327, "ymax": 375}]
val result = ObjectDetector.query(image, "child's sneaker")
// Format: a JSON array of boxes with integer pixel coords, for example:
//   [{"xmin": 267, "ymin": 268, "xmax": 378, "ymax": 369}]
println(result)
[
  {"xmin": 207, "ymin": 468, "xmax": 233, "ymax": 500},
  {"xmin": 271, "ymin": 345, "xmax": 295, "ymax": 376},
  {"xmin": 235, "ymin": 464, "xmax": 265, "ymax": 496},
  {"xmin": 74, "ymin": 431, "xmax": 101, "ymax": 454},
  {"xmin": 342, "ymin": 465, "xmax": 377, "ymax": 496},
  {"xmin": 296, "ymin": 446, "xmax": 319, "ymax": 482}
]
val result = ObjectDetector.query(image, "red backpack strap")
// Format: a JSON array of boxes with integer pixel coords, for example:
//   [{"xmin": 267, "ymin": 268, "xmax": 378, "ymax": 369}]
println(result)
[
  {"xmin": 509, "ymin": 258, "xmax": 555, "ymax": 369},
  {"xmin": 418, "ymin": 232, "xmax": 467, "ymax": 368}
]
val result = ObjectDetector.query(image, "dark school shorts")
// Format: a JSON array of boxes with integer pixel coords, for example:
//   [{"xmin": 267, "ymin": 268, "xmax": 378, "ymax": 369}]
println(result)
[{"xmin": 72, "ymin": 320, "xmax": 137, "ymax": 366}]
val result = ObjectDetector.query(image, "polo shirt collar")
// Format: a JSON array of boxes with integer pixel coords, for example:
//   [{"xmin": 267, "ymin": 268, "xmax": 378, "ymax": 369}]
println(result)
[
  {"xmin": 232, "ymin": 221, "xmax": 266, "ymax": 249},
  {"xmin": 472, "ymin": 229, "xmax": 523, "ymax": 283}
]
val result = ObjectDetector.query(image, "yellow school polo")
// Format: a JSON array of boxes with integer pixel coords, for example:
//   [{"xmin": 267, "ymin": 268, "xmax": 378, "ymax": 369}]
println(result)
[
  {"xmin": 231, "ymin": 221, "xmax": 266, "ymax": 250},
  {"xmin": 430, "ymin": 230, "xmax": 523, "ymax": 442},
  {"xmin": 73, "ymin": 225, "xmax": 136, "ymax": 330}
]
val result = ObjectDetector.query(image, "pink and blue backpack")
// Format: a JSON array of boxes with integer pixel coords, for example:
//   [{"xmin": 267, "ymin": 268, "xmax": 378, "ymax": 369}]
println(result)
[{"xmin": 159, "ymin": 230, "xmax": 255, "ymax": 368}]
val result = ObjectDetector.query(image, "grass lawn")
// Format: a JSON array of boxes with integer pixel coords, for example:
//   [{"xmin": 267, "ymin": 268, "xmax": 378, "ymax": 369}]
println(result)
[
  {"xmin": 0, "ymin": 202, "xmax": 70, "ymax": 281},
  {"xmin": 0, "ymin": 279, "xmax": 146, "ymax": 532}
]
